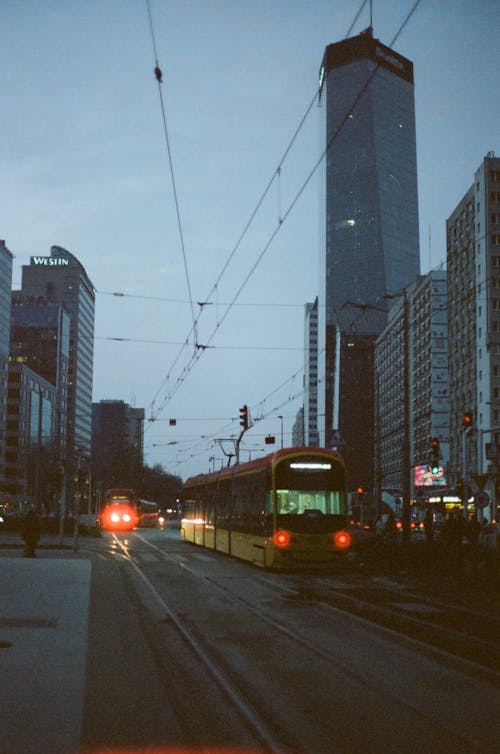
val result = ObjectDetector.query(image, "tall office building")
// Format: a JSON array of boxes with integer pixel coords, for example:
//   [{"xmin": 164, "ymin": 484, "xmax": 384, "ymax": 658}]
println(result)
[
  {"xmin": 0, "ymin": 240, "xmax": 14, "ymax": 496},
  {"xmin": 375, "ymin": 271, "xmax": 448, "ymax": 500},
  {"xmin": 318, "ymin": 28, "xmax": 420, "ymax": 492},
  {"xmin": 18, "ymin": 246, "xmax": 95, "ymax": 466},
  {"xmin": 92, "ymin": 400, "xmax": 145, "ymax": 493},
  {"xmin": 447, "ymin": 153, "xmax": 500, "ymax": 521}
]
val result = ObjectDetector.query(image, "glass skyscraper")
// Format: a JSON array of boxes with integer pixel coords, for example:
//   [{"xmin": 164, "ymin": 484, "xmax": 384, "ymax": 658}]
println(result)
[
  {"xmin": 318, "ymin": 29, "xmax": 420, "ymax": 492},
  {"xmin": 10, "ymin": 298, "xmax": 70, "ymax": 458}
]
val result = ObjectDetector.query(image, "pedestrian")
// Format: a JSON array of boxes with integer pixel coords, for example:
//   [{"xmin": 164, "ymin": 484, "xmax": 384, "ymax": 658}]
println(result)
[
  {"xmin": 466, "ymin": 513, "xmax": 481, "ymax": 548},
  {"xmin": 383, "ymin": 510, "xmax": 397, "ymax": 545},
  {"xmin": 21, "ymin": 508, "xmax": 41, "ymax": 557}
]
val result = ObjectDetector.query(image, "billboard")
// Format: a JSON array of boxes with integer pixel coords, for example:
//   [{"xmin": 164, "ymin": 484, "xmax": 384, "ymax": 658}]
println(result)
[{"xmin": 413, "ymin": 464, "xmax": 447, "ymax": 488}]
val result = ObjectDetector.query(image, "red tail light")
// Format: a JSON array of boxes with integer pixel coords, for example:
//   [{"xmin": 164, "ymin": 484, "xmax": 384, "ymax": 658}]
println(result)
[
  {"xmin": 273, "ymin": 529, "xmax": 291, "ymax": 548},
  {"xmin": 334, "ymin": 530, "xmax": 351, "ymax": 549}
]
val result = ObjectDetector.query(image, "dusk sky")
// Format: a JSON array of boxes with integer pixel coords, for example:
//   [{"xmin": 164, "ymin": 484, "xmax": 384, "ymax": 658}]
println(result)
[{"xmin": 2, "ymin": 0, "xmax": 498, "ymax": 480}]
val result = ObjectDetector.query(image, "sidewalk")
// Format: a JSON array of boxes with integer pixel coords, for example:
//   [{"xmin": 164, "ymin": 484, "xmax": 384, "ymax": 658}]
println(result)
[{"xmin": 0, "ymin": 552, "xmax": 91, "ymax": 754}]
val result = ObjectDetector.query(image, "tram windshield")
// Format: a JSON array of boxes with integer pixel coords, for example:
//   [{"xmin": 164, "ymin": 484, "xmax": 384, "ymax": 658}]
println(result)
[{"xmin": 274, "ymin": 489, "xmax": 345, "ymax": 515}]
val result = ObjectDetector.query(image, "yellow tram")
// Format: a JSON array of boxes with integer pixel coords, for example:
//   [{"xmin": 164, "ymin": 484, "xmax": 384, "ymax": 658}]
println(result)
[{"xmin": 181, "ymin": 447, "xmax": 351, "ymax": 569}]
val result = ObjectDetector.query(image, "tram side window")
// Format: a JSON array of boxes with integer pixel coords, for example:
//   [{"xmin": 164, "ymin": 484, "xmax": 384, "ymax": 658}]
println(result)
[{"xmin": 205, "ymin": 492, "xmax": 215, "ymax": 526}]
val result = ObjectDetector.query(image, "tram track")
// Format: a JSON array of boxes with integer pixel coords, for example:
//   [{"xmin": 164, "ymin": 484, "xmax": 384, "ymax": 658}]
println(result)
[
  {"xmin": 201, "ymin": 569, "xmax": 500, "ymax": 689},
  {"xmin": 106, "ymin": 531, "xmax": 500, "ymax": 753},
  {"xmin": 114, "ymin": 531, "xmax": 500, "ymax": 680},
  {"xmin": 292, "ymin": 574, "xmax": 500, "ymax": 676},
  {"xmin": 110, "ymin": 533, "xmax": 285, "ymax": 753}
]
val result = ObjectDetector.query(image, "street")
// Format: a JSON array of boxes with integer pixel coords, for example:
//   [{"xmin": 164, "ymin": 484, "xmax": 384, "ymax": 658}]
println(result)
[{"xmin": 1, "ymin": 526, "xmax": 499, "ymax": 753}]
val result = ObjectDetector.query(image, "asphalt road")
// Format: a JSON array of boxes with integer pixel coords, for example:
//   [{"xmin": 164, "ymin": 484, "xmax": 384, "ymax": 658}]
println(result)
[{"xmin": 1, "ymin": 526, "xmax": 499, "ymax": 753}]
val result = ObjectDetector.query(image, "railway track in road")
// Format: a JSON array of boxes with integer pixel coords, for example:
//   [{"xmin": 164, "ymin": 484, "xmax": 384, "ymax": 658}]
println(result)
[
  {"xmin": 257, "ymin": 573, "xmax": 500, "ymax": 679},
  {"xmin": 106, "ymin": 531, "xmax": 500, "ymax": 753},
  {"xmin": 110, "ymin": 530, "xmax": 500, "ymax": 679},
  {"xmin": 110, "ymin": 533, "xmax": 284, "ymax": 754}
]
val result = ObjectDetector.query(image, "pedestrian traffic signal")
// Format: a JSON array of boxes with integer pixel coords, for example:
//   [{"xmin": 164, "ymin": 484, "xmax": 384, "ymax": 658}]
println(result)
[
  {"xmin": 239, "ymin": 405, "xmax": 249, "ymax": 429},
  {"xmin": 431, "ymin": 437, "xmax": 440, "ymax": 474},
  {"xmin": 463, "ymin": 412, "xmax": 473, "ymax": 429}
]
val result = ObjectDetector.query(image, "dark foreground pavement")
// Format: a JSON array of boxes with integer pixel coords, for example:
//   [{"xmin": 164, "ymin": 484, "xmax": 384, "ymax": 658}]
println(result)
[
  {"xmin": 0, "ymin": 553, "xmax": 90, "ymax": 753},
  {"xmin": 1, "ymin": 529, "xmax": 499, "ymax": 753}
]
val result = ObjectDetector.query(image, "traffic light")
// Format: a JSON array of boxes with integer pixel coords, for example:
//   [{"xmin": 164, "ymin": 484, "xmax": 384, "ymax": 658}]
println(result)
[
  {"xmin": 239, "ymin": 405, "xmax": 249, "ymax": 429},
  {"xmin": 463, "ymin": 412, "xmax": 473, "ymax": 429},
  {"xmin": 431, "ymin": 437, "xmax": 440, "ymax": 474}
]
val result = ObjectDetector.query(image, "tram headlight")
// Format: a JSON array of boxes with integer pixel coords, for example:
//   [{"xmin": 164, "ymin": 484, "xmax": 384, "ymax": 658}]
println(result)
[
  {"xmin": 110, "ymin": 512, "xmax": 120, "ymax": 523},
  {"xmin": 123, "ymin": 513, "xmax": 132, "ymax": 522},
  {"xmin": 333, "ymin": 530, "xmax": 351, "ymax": 549},
  {"xmin": 273, "ymin": 529, "xmax": 291, "ymax": 548}
]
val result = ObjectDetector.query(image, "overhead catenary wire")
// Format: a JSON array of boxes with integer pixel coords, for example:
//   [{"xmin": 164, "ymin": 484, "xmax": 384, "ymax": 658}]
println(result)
[
  {"xmin": 148, "ymin": 0, "xmax": 423, "ymax": 425},
  {"xmin": 143, "ymin": 1, "xmax": 422, "ymax": 434},
  {"xmin": 146, "ymin": 85, "xmax": 321, "ymax": 418},
  {"xmin": 145, "ymin": 0, "xmax": 198, "ymax": 346},
  {"xmin": 95, "ymin": 336, "xmax": 302, "ymax": 351}
]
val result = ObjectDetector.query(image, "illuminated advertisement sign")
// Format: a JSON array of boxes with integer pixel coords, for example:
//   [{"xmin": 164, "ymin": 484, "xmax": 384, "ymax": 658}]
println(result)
[{"xmin": 413, "ymin": 464, "xmax": 447, "ymax": 487}]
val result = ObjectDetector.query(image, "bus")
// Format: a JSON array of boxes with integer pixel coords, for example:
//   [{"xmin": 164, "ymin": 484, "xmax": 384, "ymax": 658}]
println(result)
[{"xmin": 181, "ymin": 447, "xmax": 351, "ymax": 569}]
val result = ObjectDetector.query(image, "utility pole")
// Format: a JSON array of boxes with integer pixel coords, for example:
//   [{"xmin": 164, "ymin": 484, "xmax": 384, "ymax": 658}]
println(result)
[
  {"xmin": 277, "ymin": 415, "xmax": 284, "ymax": 449},
  {"xmin": 462, "ymin": 413, "xmax": 473, "ymax": 518}
]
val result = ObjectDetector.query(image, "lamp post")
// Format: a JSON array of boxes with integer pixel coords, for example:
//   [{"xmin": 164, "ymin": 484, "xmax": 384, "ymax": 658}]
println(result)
[{"xmin": 277, "ymin": 416, "xmax": 284, "ymax": 449}]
